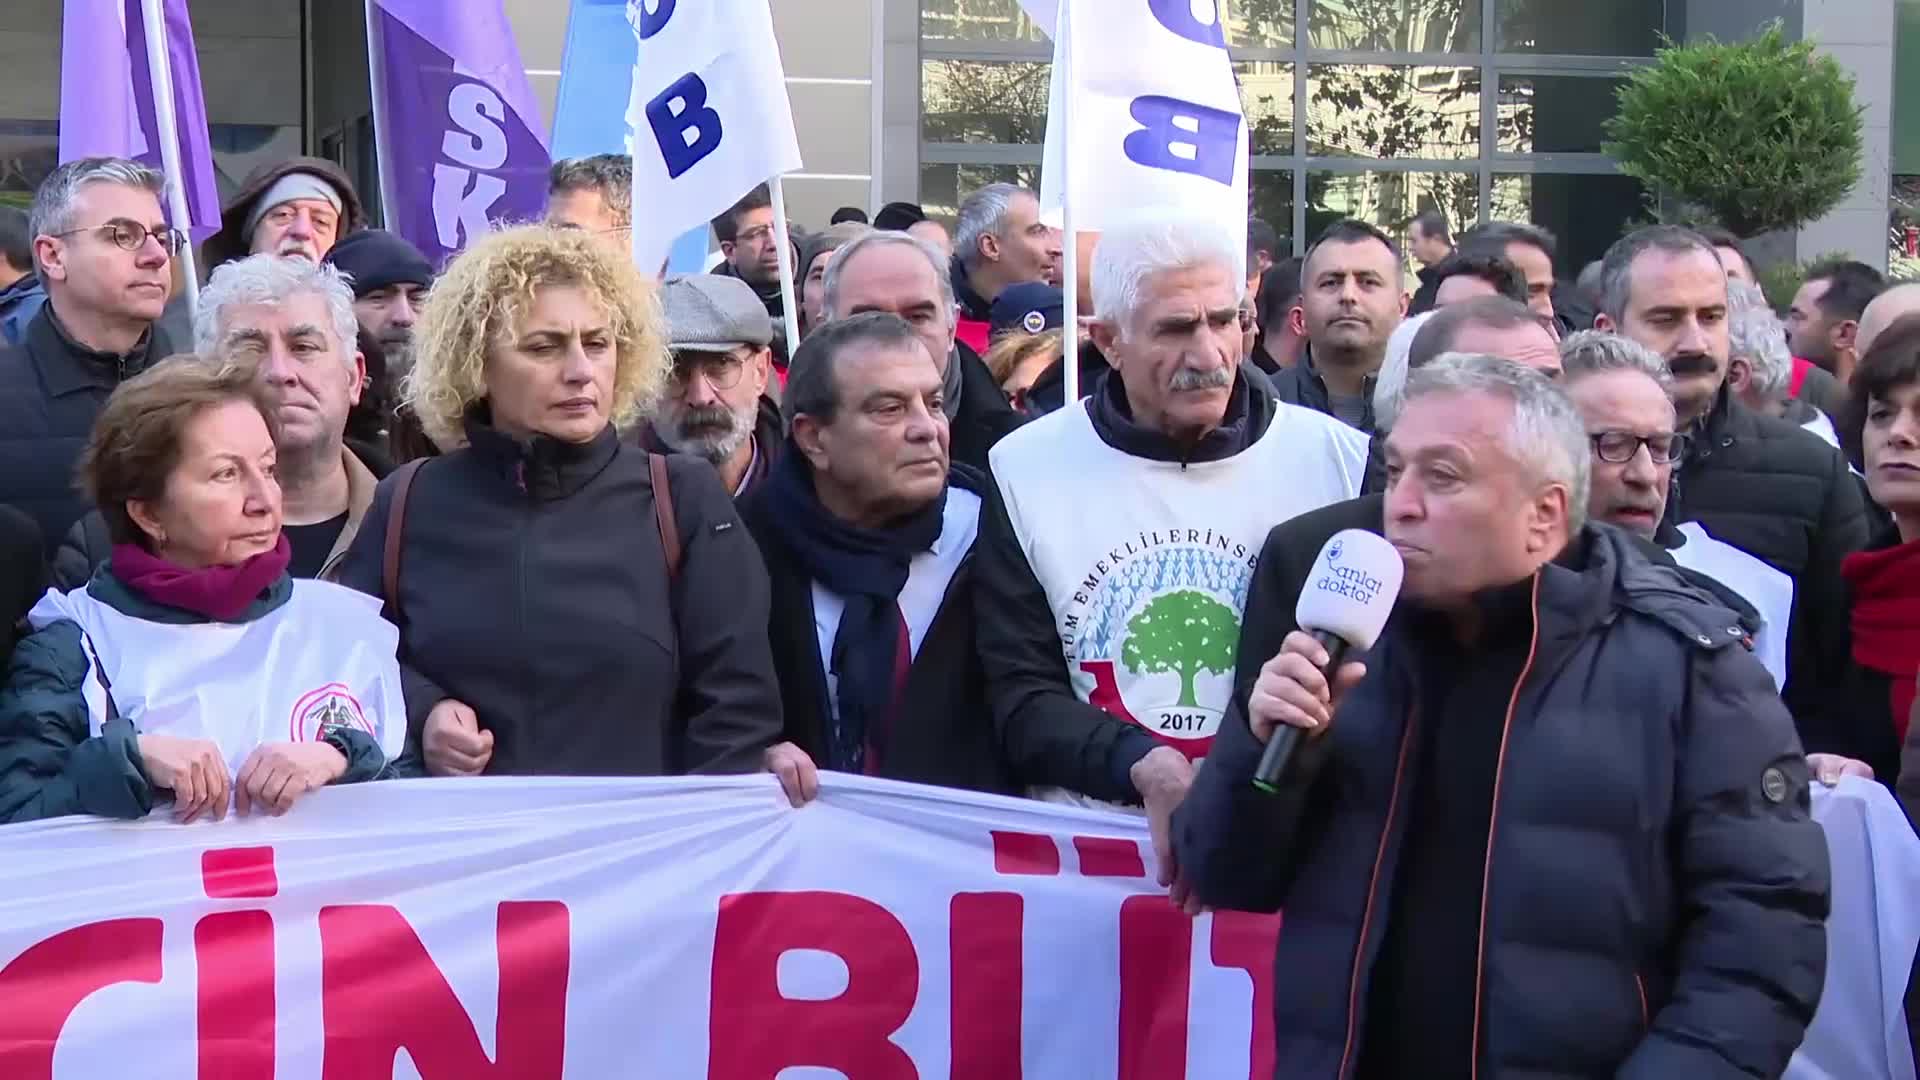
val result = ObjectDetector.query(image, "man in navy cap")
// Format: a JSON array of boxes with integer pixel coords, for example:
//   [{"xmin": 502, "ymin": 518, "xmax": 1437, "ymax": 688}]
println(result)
[
  {"xmin": 324, "ymin": 228, "xmax": 436, "ymax": 463},
  {"xmin": 989, "ymin": 282, "xmax": 1065, "ymax": 341},
  {"xmin": 642, "ymin": 275, "xmax": 785, "ymax": 499}
]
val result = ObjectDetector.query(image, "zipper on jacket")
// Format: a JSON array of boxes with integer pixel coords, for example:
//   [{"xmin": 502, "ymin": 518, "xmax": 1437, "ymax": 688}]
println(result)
[
  {"xmin": 1466, "ymin": 571, "xmax": 1543, "ymax": 1080},
  {"xmin": 1334, "ymin": 702, "xmax": 1421, "ymax": 1079},
  {"xmin": 1633, "ymin": 973, "xmax": 1649, "ymax": 1031}
]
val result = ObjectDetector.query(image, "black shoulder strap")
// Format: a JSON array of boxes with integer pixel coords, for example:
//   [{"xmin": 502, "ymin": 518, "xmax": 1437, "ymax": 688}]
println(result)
[{"xmin": 382, "ymin": 459, "xmax": 428, "ymax": 623}]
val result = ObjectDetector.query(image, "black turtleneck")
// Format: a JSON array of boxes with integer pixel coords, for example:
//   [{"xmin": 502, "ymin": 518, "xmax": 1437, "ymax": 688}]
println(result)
[
  {"xmin": 1085, "ymin": 364, "xmax": 1275, "ymax": 466},
  {"xmin": 462, "ymin": 409, "xmax": 621, "ymax": 500},
  {"xmin": 1357, "ymin": 575, "xmax": 1538, "ymax": 1080}
]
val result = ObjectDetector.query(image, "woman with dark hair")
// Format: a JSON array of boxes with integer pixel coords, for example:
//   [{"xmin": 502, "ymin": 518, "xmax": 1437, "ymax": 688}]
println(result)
[
  {"xmin": 1835, "ymin": 313, "xmax": 1920, "ymax": 802},
  {"xmin": 0, "ymin": 357, "xmax": 403, "ymax": 823}
]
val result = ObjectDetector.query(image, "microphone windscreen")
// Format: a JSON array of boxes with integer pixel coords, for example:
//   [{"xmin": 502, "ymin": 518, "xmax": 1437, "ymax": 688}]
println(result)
[{"xmin": 1294, "ymin": 529, "xmax": 1404, "ymax": 650}]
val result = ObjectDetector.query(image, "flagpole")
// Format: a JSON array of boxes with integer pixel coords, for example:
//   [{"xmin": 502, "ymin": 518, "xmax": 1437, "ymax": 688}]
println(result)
[
  {"xmin": 1058, "ymin": 0, "xmax": 1078, "ymax": 406},
  {"xmin": 364, "ymin": 0, "xmax": 398, "ymax": 228},
  {"xmin": 137, "ymin": 0, "xmax": 199, "ymax": 312},
  {"xmin": 768, "ymin": 175, "xmax": 803, "ymax": 352}
]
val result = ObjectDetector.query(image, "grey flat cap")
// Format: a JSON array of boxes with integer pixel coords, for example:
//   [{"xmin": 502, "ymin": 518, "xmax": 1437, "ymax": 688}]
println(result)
[{"xmin": 662, "ymin": 274, "xmax": 774, "ymax": 352}]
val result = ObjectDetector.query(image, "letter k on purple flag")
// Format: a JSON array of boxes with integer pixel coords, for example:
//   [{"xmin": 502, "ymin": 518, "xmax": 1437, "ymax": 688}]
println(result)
[
  {"xmin": 59, "ymin": 0, "xmax": 221, "ymax": 239},
  {"xmin": 370, "ymin": 0, "xmax": 551, "ymax": 266}
]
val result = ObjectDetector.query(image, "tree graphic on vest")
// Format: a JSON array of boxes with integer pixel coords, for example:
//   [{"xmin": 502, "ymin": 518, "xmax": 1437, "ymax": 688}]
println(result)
[{"xmin": 1121, "ymin": 589, "xmax": 1239, "ymax": 708}]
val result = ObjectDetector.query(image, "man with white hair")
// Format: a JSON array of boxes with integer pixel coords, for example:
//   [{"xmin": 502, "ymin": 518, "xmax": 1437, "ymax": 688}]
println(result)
[
  {"xmin": 1178, "ymin": 353, "xmax": 1828, "ymax": 1078},
  {"xmin": 950, "ymin": 183, "xmax": 1062, "ymax": 354},
  {"xmin": 822, "ymin": 229, "xmax": 1022, "ymax": 471},
  {"xmin": 1725, "ymin": 280, "xmax": 1839, "ymax": 447},
  {"xmin": 977, "ymin": 214, "xmax": 1369, "ymax": 892}
]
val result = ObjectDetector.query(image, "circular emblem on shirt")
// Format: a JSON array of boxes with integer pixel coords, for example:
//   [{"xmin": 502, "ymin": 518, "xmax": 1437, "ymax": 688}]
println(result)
[
  {"xmin": 1761, "ymin": 766, "xmax": 1789, "ymax": 804},
  {"xmin": 1022, "ymin": 310, "xmax": 1047, "ymax": 334},
  {"xmin": 289, "ymin": 683, "xmax": 371, "ymax": 742}
]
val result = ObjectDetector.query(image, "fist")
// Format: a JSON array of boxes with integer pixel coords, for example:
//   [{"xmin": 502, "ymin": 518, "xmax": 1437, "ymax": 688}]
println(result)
[
  {"xmin": 423, "ymin": 699, "xmax": 492, "ymax": 777},
  {"xmin": 235, "ymin": 740, "xmax": 348, "ymax": 816},
  {"xmin": 1246, "ymin": 631, "xmax": 1367, "ymax": 744},
  {"xmin": 136, "ymin": 734, "xmax": 231, "ymax": 822},
  {"xmin": 764, "ymin": 741, "xmax": 820, "ymax": 807}
]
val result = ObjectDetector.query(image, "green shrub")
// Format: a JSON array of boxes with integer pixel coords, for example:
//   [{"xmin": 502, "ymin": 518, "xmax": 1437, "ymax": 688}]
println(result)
[{"xmin": 1604, "ymin": 23, "xmax": 1863, "ymax": 238}]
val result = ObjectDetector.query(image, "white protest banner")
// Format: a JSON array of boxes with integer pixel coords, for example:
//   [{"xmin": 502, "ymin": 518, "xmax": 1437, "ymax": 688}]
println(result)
[
  {"xmin": 624, "ymin": 0, "xmax": 802, "ymax": 275},
  {"xmin": 0, "ymin": 775, "xmax": 1279, "ymax": 1079},
  {"xmin": 1037, "ymin": 0, "xmax": 1248, "ymax": 268}
]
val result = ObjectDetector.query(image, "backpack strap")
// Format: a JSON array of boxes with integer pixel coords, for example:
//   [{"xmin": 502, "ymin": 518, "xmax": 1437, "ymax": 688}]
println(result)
[
  {"xmin": 649, "ymin": 453, "xmax": 682, "ymax": 583},
  {"xmin": 382, "ymin": 459, "xmax": 427, "ymax": 622}
]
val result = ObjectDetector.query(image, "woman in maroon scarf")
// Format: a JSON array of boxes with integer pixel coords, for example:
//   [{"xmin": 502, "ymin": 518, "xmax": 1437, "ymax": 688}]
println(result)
[
  {"xmin": 1836, "ymin": 314, "xmax": 1920, "ymax": 811},
  {"xmin": 0, "ymin": 357, "xmax": 403, "ymax": 823}
]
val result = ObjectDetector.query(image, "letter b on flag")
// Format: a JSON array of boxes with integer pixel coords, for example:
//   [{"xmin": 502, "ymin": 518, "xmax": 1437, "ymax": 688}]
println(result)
[
  {"xmin": 1122, "ymin": 96, "xmax": 1240, "ymax": 186},
  {"xmin": 647, "ymin": 72, "xmax": 724, "ymax": 180}
]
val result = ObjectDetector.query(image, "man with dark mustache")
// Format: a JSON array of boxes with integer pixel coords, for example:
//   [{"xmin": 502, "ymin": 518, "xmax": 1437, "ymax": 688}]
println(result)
[
  {"xmin": 1272, "ymin": 220, "xmax": 1406, "ymax": 434},
  {"xmin": 1595, "ymin": 224, "xmax": 1868, "ymax": 744},
  {"xmin": 643, "ymin": 275, "xmax": 784, "ymax": 499}
]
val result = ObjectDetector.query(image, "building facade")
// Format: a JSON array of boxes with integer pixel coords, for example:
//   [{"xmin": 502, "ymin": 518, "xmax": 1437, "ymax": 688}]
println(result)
[{"xmin": 0, "ymin": 0, "xmax": 1896, "ymax": 274}]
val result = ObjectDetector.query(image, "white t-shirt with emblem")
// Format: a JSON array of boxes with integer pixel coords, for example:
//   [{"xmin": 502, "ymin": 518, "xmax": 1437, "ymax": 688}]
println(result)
[
  {"xmin": 990, "ymin": 394, "xmax": 1370, "ymax": 805},
  {"xmin": 28, "ymin": 579, "xmax": 407, "ymax": 779}
]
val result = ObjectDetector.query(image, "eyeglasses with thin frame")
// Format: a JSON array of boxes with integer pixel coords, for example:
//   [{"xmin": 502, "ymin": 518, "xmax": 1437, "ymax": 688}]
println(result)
[
  {"xmin": 671, "ymin": 351, "xmax": 748, "ymax": 392},
  {"xmin": 734, "ymin": 224, "xmax": 776, "ymax": 246},
  {"xmin": 1590, "ymin": 430, "xmax": 1689, "ymax": 465},
  {"xmin": 51, "ymin": 218, "xmax": 185, "ymax": 256}
]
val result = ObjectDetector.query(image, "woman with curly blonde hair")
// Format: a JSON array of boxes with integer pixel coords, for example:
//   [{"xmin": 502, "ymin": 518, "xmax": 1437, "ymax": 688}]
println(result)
[{"xmin": 337, "ymin": 225, "xmax": 782, "ymax": 778}]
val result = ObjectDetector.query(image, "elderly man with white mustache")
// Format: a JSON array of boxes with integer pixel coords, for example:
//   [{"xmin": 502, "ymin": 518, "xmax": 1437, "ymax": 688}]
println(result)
[{"xmin": 641, "ymin": 275, "xmax": 785, "ymax": 499}]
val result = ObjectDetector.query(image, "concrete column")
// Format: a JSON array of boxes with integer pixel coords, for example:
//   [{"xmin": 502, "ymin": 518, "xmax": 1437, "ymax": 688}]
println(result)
[{"xmin": 1798, "ymin": 0, "xmax": 1896, "ymax": 270}]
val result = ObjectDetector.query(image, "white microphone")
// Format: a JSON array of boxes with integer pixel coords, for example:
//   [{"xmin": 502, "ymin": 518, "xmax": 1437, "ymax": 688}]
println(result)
[{"xmin": 1253, "ymin": 529, "xmax": 1404, "ymax": 793}]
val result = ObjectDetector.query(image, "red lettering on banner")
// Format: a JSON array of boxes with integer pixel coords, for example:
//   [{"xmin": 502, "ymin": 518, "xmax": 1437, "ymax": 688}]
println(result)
[
  {"xmin": 949, "ymin": 893, "xmax": 1022, "ymax": 1079},
  {"xmin": 991, "ymin": 830, "xmax": 1060, "ymax": 876},
  {"xmin": 1118, "ymin": 896, "xmax": 1191, "ymax": 1080},
  {"xmin": 196, "ymin": 911, "xmax": 276, "ymax": 1079},
  {"xmin": 1073, "ymin": 836, "xmax": 1147, "ymax": 878},
  {"xmin": 318, "ymin": 901, "xmax": 571, "ymax": 1078},
  {"xmin": 709, "ymin": 891, "xmax": 918, "ymax": 1079},
  {"xmin": 0, "ymin": 918, "xmax": 164, "ymax": 1079},
  {"xmin": 1210, "ymin": 912, "xmax": 1282, "ymax": 1080}
]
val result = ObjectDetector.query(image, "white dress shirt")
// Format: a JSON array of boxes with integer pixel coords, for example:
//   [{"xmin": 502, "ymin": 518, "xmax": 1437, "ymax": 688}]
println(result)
[{"xmin": 812, "ymin": 488, "xmax": 982, "ymax": 721}]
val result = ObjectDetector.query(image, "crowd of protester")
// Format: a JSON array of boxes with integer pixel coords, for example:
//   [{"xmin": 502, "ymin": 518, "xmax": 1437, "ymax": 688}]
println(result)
[{"xmin": 4, "ymin": 144, "xmax": 1920, "ymax": 1074}]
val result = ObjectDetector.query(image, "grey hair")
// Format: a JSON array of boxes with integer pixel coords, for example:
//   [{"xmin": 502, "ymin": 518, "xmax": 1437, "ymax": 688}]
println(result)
[
  {"xmin": 29, "ymin": 157, "xmax": 166, "ymax": 240},
  {"xmin": 954, "ymin": 182, "xmax": 1032, "ymax": 269},
  {"xmin": 1598, "ymin": 224, "xmax": 1720, "ymax": 323},
  {"xmin": 820, "ymin": 230, "xmax": 956, "ymax": 330},
  {"xmin": 1558, "ymin": 330, "xmax": 1672, "ymax": 389},
  {"xmin": 1091, "ymin": 214, "xmax": 1244, "ymax": 330},
  {"xmin": 548, "ymin": 154, "xmax": 632, "ymax": 227},
  {"xmin": 1725, "ymin": 281, "xmax": 1793, "ymax": 398},
  {"xmin": 783, "ymin": 311, "xmax": 927, "ymax": 429},
  {"xmin": 194, "ymin": 254, "xmax": 360, "ymax": 368},
  {"xmin": 1402, "ymin": 352, "xmax": 1591, "ymax": 533},
  {"xmin": 1373, "ymin": 309, "xmax": 1437, "ymax": 428}
]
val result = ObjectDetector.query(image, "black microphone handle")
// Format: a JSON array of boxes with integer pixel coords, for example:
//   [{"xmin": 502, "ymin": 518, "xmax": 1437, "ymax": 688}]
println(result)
[{"xmin": 1251, "ymin": 629, "xmax": 1350, "ymax": 794}]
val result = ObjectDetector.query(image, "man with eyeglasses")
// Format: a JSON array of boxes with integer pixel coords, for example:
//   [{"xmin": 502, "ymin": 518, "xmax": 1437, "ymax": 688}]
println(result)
[
  {"xmin": 1560, "ymin": 330, "xmax": 1793, "ymax": 690},
  {"xmin": 0, "ymin": 157, "xmax": 181, "ymax": 555},
  {"xmin": 202, "ymin": 157, "xmax": 363, "ymax": 270},
  {"xmin": 711, "ymin": 185, "xmax": 791, "ymax": 336},
  {"xmin": 639, "ymin": 276, "xmax": 783, "ymax": 498}
]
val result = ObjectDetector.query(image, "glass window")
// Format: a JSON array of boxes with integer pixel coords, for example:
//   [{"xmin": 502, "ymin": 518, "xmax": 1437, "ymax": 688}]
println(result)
[
  {"xmin": 920, "ymin": 161, "xmax": 1042, "ymax": 220},
  {"xmin": 1250, "ymin": 169, "xmax": 1297, "ymax": 248},
  {"xmin": 920, "ymin": 0, "xmax": 1050, "ymax": 44},
  {"xmin": 1222, "ymin": 0, "xmax": 1294, "ymax": 49},
  {"xmin": 923, "ymin": 60, "xmax": 1052, "ymax": 146},
  {"xmin": 1497, "ymin": 0, "xmax": 1662, "ymax": 56},
  {"xmin": 1309, "ymin": 0, "xmax": 1479, "ymax": 52},
  {"xmin": 1489, "ymin": 173, "xmax": 1646, "ymax": 271},
  {"xmin": 1307, "ymin": 66, "xmax": 1480, "ymax": 159},
  {"xmin": 1306, "ymin": 170, "xmax": 1479, "ymax": 260},
  {"xmin": 1237, "ymin": 62, "xmax": 1295, "ymax": 156},
  {"xmin": 0, "ymin": 120, "xmax": 57, "ymax": 210},
  {"xmin": 1496, "ymin": 75, "xmax": 1628, "ymax": 156}
]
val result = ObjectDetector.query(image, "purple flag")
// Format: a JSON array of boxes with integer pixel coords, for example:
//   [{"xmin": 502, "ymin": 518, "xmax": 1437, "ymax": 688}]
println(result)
[
  {"xmin": 371, "ymin": 0, "xmax": 552, "ymax": 267},
  {"xmin": 58, "ymin": 0, "xmax": 222, "ymax": 239}
]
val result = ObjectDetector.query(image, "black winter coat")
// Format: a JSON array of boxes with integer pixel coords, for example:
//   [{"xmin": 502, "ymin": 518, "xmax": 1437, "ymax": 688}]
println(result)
[
  {"xmin": 335, "ymin": 421, "xmax": 782, "ymax": 777},
  {"xmin": 1672, "ymin": 385, "xmax": 1869, "ymax": 748},
  {"xmin": 949, "ymin": 343, "xmax": 1024, "ymax": 473},
  {"xmin": 0, "ymin": 307, "xmax": 167, "ymax": 557},
  {"xmin": 739, "ymin": 480, "xmax": 1019, "ymax": 796},
  {"xmin": 1177, "ymin": 524, "xmax": 1830, "ymax": 1079},
  {"xmin": 1267, "ymin": 348, "xmax": 1377, "ymax": 434}
]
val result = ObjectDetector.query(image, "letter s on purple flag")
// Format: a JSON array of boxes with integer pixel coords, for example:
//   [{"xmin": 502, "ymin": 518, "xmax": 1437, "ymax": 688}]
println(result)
[{"xmin": 370, "ymin": 0, "xmax": 551, "ymax": 267}]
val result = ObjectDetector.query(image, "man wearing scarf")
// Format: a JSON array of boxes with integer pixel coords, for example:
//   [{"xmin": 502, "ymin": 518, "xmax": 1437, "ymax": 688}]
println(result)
[
  {"xmin": 742, "ymin": 313, "xmax": 1017, "ymax": 803},
  {"xmin": 977, "ymin": 214, "xmax": 1371, "ymax": 903}
]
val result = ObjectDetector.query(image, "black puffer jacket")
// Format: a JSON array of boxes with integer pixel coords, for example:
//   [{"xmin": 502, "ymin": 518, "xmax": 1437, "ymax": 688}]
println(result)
[
  {"xmin": 1671, "ymin": 384, "xmax": 1869, "ymax": 744},
  {"xmin": 1268, "ymin": 347, "xmax": 1377, "ymax": 434},
  {"xmin": 1178, "ymin": 524, "xmax": 1829, "ymax": 1079},
  {"xmin": 335, "ymin": 419, "xmax": 782, "ymax": 777}
]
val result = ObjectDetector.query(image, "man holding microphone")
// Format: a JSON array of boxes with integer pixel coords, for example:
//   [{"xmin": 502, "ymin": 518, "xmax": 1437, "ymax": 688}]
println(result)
[{"xmin": 1175, "ymin": 353, "xmax": 1829, "ymax": 1078}]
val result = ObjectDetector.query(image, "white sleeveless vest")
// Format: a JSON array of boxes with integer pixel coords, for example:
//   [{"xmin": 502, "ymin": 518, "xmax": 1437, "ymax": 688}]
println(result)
[
  {"xmin": 991, "ymin": 396, "xmax": 1369, "ymax": 803},
  {"xmin": 28, "ymin": 580, "xmax": 407, "ymax": 777}
]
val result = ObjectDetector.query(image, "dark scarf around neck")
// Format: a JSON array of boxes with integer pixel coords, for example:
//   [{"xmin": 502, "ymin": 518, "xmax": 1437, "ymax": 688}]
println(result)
[
  {"xmin": 763, "ymin": 443, "xmax": 970, "ymax": 772},
  {"xmin": 111, "ymin": 535, "xmax": 292, "ymax": 621},
  {"xmin": 1841, "ymin": 538, "xmax": 1920, "ymax": 743}
]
